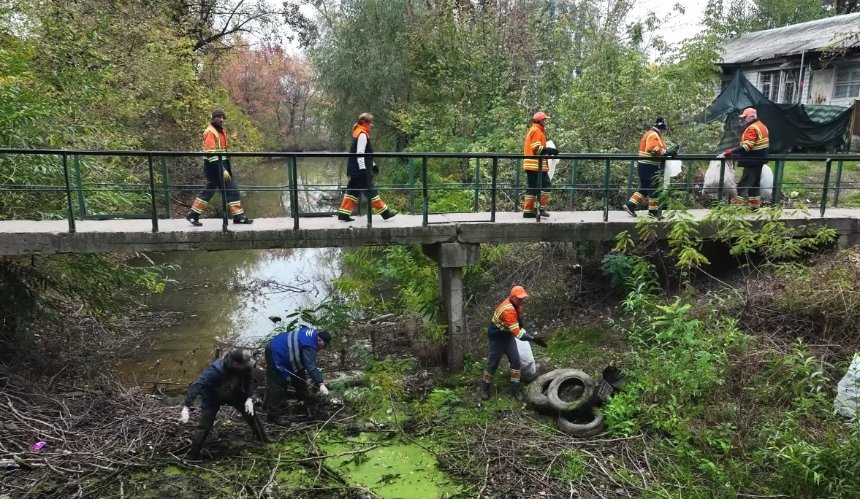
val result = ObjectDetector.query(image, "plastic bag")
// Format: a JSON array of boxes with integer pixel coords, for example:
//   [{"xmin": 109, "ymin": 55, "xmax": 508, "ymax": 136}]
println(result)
[
  {"xmin": 663, "ymin": 160, "xmax": 683, "ymax": 185},
  {"xmin": 760, "ymin": 164, "xmax": 773, "ymax": 201},
  {"xmin": 546, "ymin": 140, "xmax": 559, "ymax": 180},
  {"xmin": 835, "ymin": 354, "xmax": 860, "ymax": 419},
  {"xmin": 516, "ymin": 339, "xmax": 537, "ymax": 381},
  {"xmin": 702, "ymin": 157, "xmax": 738, "ymax": 198}
]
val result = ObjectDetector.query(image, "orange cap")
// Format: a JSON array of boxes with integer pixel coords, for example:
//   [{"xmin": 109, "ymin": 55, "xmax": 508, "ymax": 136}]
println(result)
[
  {"xmin": 739, "ymin": 107, "xmax": 757, "ymax": 119},
  {"xmin": 510, "ymin": 285, "xmax": 528, "ymax": 299},
  {"xmin": 532, "ymin": 111, "xmax": 549, "ymax": 122}
]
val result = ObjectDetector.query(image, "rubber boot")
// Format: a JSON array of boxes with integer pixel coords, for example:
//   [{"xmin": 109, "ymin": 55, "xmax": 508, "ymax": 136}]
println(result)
[
  {"xmin": 381, "ymin": 208, "xmax": 397, "ymax": 220},
  {"xmin": 187, "ymin": 428, "xmax": 207, "ymax": 460},
  {"xmin": 510, "ymin": 383, "xmax": 523, "ymax": 402},
  {"xmin": 233, "ymin": 214, "xmax": 253, "ymax": 224},
  {"xmin": 647, "ymin": 209, "xmax": 662, "ymax": 220},
  {"xmin": 338, "ymin": 213, "xmax": 355, "ymax": 222},
  {"xmin": 539, "ymin": 209, "xmax": 550, "ymax": 218},
  {"xmin": 622, "ymin": 202, "xmax": 637, "ymax": 217},
  {"xmin": 479, "ymin": 381, "xmax": 491, "ymax": 401},
  {"xmin": 523, "ymin": 209, "xmax": 536, "ymax": 219},
  {"xmin": 185, "ymin": 212, "xmax": 203, "ymax": 226}
]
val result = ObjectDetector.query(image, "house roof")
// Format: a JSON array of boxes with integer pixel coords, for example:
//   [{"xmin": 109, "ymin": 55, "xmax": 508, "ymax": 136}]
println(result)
[{"xmin": 720, "ymin": 12, "xmax": 860, "ymax": 65}]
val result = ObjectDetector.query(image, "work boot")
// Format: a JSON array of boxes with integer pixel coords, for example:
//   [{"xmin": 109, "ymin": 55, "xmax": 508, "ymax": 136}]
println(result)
[
  {"xmin": 539, "ymin": 209, "xmax": 550, "ymax": 218},
  {"xmin": 622, "ymin": 202, "xmax": 637, "ymax": 218},
  {"xmin": 523, "ymin": 210, "xmax": 536, "ymax": 219},
  {"xmin": 381, "ymin": 208, "xmax": 397, "ymax": 220},
  {"xmin": 185, "ymin": 212, "xmax": 203, "ymax": 226},
  {"xmin": 479, "ymin": 381, "xmax": 491, "ymax": 401},
  {"xmin": 233, "ymin": 214, "xmax": 253, "ymax": 224},
  {"xmin": 510, "ymin": 383, "xmax": 523, "ymax": 402},
  {"xmin": 338, "ymin": 213, "xmax": 355, "ymax": 222},
  {"xmin": 647, "ymin": 210, "xmax": 662, "ymax": 220}
]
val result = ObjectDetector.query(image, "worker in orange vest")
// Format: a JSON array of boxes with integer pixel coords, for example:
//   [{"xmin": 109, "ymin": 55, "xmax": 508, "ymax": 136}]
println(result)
[
  {"xmin": 185, "ymin": 109, "xmax": 252, "ymax": 226},
  {"xmin": 480, "ymin": 286, "xmax": 547, "ymax": 402},
  {"xmin": 337, "ymin": 113, "xmax": 397, "ymax": 222},
  {"xmin": 522, "ymin": 112, "xmax": 558, "ymax": 218},
  {"xmin": 623, "ymin": 117, "xmax": 676, "ymax": 218},
  {"xmin": 725, "ymin": 108, "xmax": 770, "ymax": 208}
]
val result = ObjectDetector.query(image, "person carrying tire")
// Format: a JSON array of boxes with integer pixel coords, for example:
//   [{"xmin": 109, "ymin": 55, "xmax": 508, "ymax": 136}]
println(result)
[
  {"xmin": 264, "ymin": 326, "xmax": 331, "ymax": 426},
  {"xmin": 480, "ymin": 286, "xmax": 547, "ymax": 402},
  {"xmin": 185, "ymin": 109, "xmax": 253, "ymax": 226},
  {"xmin": 724, "ymin": 107, "xmax": 769, "ymax": 208},
  {"xmin": 179, "ymin": 349, "xmax": 268, "ymax": 460},
  {"xmin": 623, "ymin": 117, "xmax": 677, "ymax": 218}
]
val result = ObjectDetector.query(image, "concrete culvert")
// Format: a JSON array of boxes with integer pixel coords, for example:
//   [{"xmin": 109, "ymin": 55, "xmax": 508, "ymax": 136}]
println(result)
[
  {"xmin": 558, "ymin": 406, "xmax": 604, "ymax": 438},
  {"xmin": 527, "ymin": 369, "xmax": 576, "ymax": 410},
  {"xmin": 547, "ymin": 369, "xmax": 595, "ymax": 413}
]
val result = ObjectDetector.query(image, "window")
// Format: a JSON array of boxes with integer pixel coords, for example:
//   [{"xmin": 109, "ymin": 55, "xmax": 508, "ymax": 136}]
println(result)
[
  {"xmin": 834, "ymin": 65, "xmax": 860, "ymax": 99},
  {"xmin": 782, "ymin": 70, "xmax": 798, "ymax": 103},
  {"xmin": 759, "ymin": 71, "xmax": 781, "ymax": 101}
]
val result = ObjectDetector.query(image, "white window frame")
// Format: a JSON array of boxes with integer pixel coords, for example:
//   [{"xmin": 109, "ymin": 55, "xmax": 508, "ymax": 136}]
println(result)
[
  {"xmin": 759, "ymin": 70, "xmax": 781, "ymax": 101},
  {"xmin": 834, "ymin": 64, "xmax": 860, "ymax": 100}
]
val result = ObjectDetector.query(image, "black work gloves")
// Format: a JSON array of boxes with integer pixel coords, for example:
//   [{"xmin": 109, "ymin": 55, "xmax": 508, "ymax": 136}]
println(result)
[
  {"xmin": 531, "ymin": 337, "xmax": 548, "ymax": 348},
  {"xmin": 541, "ymin": 147, "xmax": 559, "ymax": 156}
]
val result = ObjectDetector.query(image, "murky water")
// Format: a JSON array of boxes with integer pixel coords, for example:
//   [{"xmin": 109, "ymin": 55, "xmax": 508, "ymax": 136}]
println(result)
[{"xmin": 119, "ymin": 157, "xmax": 346, "ymax": 386}]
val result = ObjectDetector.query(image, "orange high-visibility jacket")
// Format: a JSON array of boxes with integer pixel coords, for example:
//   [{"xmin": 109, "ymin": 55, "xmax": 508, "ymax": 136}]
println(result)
[
  {"xmin": 638, "ymin": 128, "xmax": 667, "ymax": 166},
  {"xmin": 739, "ymin": 121, "xmax": 769, "ymax": 152},
  {"xmin": 491, "ymin": 298, "xmax": 525, "ymax": 339},
  {"xmin": 203, "ymin": 125, "xmax": 228, "ymax": 164},
  {"xmin": 523, "ymin": 124, "xmax": 548, "ymax": 172}
]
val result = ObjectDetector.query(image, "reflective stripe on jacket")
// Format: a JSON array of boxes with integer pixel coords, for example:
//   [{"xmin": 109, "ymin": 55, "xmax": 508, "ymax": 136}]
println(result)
[
  {"xmin": 523, "ymin": 124, "xmax": 548, "ymax": 172},
  {"xmin": 269, "ymin": 326, "xmax": 324, "ymax": 384},
  {"xmin": 490, "ymin": 298, "xmax": 524, "ymax": 339},
  {"xmin": 203, "ymin": 125, "xmax": 228, "ymax": 163},
  {"xmin": 637, "ymin": 128, "xmax": 667, "ymax": 166},
  {"xmin": 739, "ymin": 121, "xmax": 769, "ymax": 152}
]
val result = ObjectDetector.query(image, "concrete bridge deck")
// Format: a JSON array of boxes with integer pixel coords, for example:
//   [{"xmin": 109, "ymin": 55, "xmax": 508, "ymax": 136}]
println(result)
[{"xmin": 1, "ymin": 208, "xmax": 859, "ymax": 255}]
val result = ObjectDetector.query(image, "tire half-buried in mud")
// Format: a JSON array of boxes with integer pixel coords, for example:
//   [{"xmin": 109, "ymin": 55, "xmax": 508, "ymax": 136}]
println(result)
[
  {"xmin": 546, "ymin": 369, "xmax": 595, "ymax": 413},
  {"xmin": 558, "ymin": 407, "xmax": 604, "ymax": 438}
]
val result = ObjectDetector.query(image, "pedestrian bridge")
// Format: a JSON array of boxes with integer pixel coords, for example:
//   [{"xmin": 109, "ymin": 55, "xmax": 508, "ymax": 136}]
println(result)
[{"xmin": 2, "ymin": 209, "xmax": 859, "ymax": 256}]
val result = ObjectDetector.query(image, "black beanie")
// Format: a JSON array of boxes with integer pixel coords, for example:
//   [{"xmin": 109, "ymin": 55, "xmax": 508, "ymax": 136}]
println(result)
[
  {"xmin": 212, "ymin": 108, "xmax": 226, "ymax": 120},
  {"xmin": 317, "ymin": 329, "xmax": 332, "ymax": 346}
]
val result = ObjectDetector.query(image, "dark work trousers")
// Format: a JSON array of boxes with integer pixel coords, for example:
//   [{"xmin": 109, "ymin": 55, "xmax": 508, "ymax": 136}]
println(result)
[
  {"xmin": 344, "ymin": 172, "xmax": 380, "ymax": 204},
  {"xmin": 264, "ymin": 346, "xmax": 311, "ymax": 419},
  {"xmin": 525, "ymin": 171, "xmax": 552, "ymax": 199},
  {"xmin": 195, "ymin": 160, "xmax": 242, "ymax": 206},
  {"xmin": 485, "ymin": 334, "xmax": 521, "ymax": 376},
  {"xmin": 737, "ymin": 164, "xmax": 763, "ymax": 198},
  {"xmin": 188, "ymin": 398, "xmax": 268, "ymax": 459},
  {"xmin": 636, "ymin": 163, "xmax": 663, "ymax": 198}
]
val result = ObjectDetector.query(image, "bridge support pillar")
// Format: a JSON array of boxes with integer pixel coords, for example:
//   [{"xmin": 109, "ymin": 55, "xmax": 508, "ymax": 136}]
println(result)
[{"xmin": 422, "ymin": 242, "xmax": 480, "ymax": 372}]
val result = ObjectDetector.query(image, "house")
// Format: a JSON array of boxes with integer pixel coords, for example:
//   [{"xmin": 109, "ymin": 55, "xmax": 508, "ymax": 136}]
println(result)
[{"xmin": 718, "ymin": 12, "xmax": 860, "ymax": 108}]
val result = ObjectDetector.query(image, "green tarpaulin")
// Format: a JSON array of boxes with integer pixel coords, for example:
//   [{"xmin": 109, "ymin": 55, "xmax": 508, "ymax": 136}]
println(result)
[{"xmin": 701, "ymin": 72, "xmax": 854, "ymax": 153}]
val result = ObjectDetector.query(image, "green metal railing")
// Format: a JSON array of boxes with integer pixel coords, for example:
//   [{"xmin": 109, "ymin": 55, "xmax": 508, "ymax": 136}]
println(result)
[{"xmin": 1, "ymin": 148, "xmax": 859, "ymax": 234}]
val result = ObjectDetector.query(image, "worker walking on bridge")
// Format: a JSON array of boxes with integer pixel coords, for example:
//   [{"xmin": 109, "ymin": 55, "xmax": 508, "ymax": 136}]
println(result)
[
  {"xmin": 186, "ymin": 109, "xmax": 253, "ymax": 226},
  {"xmin": 179, "ymin": 349, "xmax": 268, "ymax": 460},
  {"xmin": 725, "ymin": 108, "xmax": 770, "ymax": 208},
  {"xmin": 337, "ymin": 113, "xmax": 397, "ymax": 222},
  {"xmin": 480, "ymin": 286, "xmax": 547, "ymax": 402},
  {"xmin": 624, "ymin": 117, "xmax": 677, "ymax": 218},
  {"xmin": 264, "ymin": 326, "xmax": 332, "ymax": 426},
  {"xmin": 522, "ymin": 112, "xmax": 558, "ymax": 218}
]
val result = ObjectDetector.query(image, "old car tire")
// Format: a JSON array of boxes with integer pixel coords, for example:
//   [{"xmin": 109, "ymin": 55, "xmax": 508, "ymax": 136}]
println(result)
[
  {"xmin": 557, "ymin": 407, "xmax": 604, "ymax": 438},
  {"xmin": 527, "ymin": 369, "xmax": 572, "ymax": 410},
  {"xmin": 547, "ymin": 369, "xmax": 595, "ymax": 413}
]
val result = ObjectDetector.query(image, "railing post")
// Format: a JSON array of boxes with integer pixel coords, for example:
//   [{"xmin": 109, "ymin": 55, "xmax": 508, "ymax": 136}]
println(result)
[
  {"xmin": 491, "ymin": 156, "xmax": 498, "ymax": 223},
  {"xmin": 514, "ymin": 160, "xmax": 521, "ymax": 212},
  {"xmin": 62, "ymin": 152, "xmax": 76, "ymax": 233},
  {"xmin": 685, "ymin": 160, "xmax": 694, "ymax": 205},
  {"xmin": 718, "ymin": 158, "xmax": 725, "ymax": 201},
  {"xmin": 161, "ymin": 157, "xmax": 171, "ymax": 217},
  {"xmin": 772, "ymin": 160, "xmax": 783, "ymax": 206},
  {"xmin": 473, "ymin": 157, "xmax": 480, "ymax": 212},
  {"xmin": 408, "ymin": 157, "xmax": 415, "ymax": 215},
  {"xmin": 536, "ymin": 156, "xmax": 543, "ymax": 222},
  {"xmin": 289, "ymin": 155, "xmax": 299, "ymax": 230},
  {"xmin": 603, "ymin": 159, "xmax": 611, "ymax": 222},
  {"xmin": 570, "ymin": 159, "xmax": 578, "ymax": 210},
  {"xmin": 422, "ymin": 156, "xmax": 429, "ymax": 227},
  {"xmin": 821, "ymin": 158, "xmax": 832, "ymax": 217},
  {"xmin": 625, "ymin": 160, "xmax": 634, "ymax": 202},
  {"xmin": 147, "ymin": 154, "xmax": 159, "ymax": 232},
  {"xmin": 834, "ymin": 159, "xmax": 844, "ymax": 207},
  {"xmin": 218, "ymin": 156, "xmax": 229, "ymax": 233},
  {"xmin": 73, "ymin": 154, "xmax": 87, "ymax": 218},
  {"xmin": 366, "ymin": 168, "xmax": 372, "ymax": 228}
]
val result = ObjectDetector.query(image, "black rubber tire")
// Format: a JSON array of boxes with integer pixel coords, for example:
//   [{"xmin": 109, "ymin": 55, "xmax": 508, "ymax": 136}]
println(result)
[
  {"xmin": 557, "ymin": 407, "xmax": 604, "ymax": 438},
  {"xmin": 546, "ymin": 369, "xmax": 595, "ymax": 413},
  {"xmin": 526, "ymin": 369, "xmax": 572, "ymax": 410}
]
